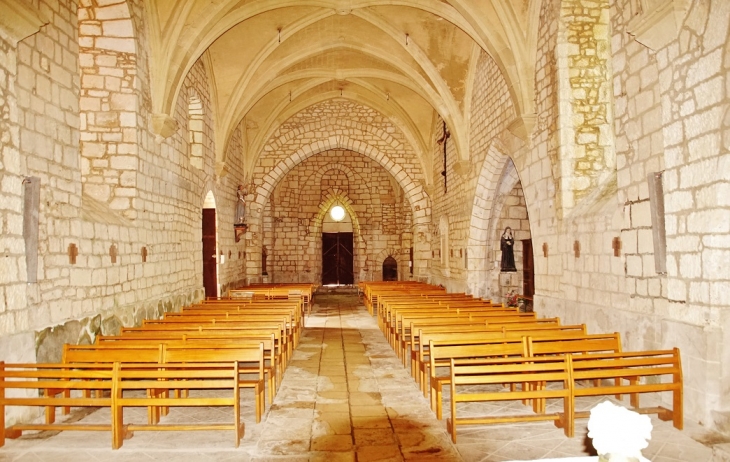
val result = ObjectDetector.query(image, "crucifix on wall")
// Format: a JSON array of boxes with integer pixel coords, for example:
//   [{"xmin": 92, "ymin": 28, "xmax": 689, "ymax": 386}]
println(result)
[{"xmin": 437, "ymin": 121, "xmax": 450, "ymax": 193}]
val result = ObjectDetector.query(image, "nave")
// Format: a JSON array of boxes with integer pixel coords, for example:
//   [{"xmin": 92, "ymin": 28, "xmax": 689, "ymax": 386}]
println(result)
[{"xmin": 0, "ymin": 294, "xmax": 714, "ymax": 462}]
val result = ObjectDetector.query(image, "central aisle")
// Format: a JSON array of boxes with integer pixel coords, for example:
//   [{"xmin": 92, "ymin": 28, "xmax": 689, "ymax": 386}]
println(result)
[{"xmin": 251, "ymin": 293, "xmax": 463, "ymax": 461}]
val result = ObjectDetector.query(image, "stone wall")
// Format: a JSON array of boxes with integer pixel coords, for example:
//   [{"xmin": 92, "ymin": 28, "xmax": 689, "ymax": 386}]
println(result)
[
  {"xmin": 436, "ymin": 49, "xmax": 518, "ymax": 295},
  {"xmin": 0, "ymin": 0, "xmax": 246, "ymax": 383},
  {"xmin": 250, "ymin": 99, "xmax": 429, "ymax": 280},
  {"xmin": 522, "ymin": 0, "xmax": 730, "ymax": 431},
  {"xmin": 262, "ymin": 150, "xmax": 411, "ymax": 284}
]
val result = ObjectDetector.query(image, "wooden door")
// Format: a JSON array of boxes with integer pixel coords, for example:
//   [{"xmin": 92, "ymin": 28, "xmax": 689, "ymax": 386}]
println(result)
[
  {"xmin": 322, "ymin": 232, "xmax": 354, "ymax": 285},
  {"xmin": 202, "ymin": 208, "xmax": 218, "ymax": 298},
  {"xmin": 522, "ymin": 239, "xmax": 534, "ymax": 305},
  {"xmin": 382, "ymin": 256, "xmax": 398, "ymax": 281}
]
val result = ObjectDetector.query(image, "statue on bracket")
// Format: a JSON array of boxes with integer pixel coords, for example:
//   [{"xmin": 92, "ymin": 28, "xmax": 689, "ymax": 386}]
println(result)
[
  {"xmin": 235, "ymin": 184, "xmax": 247, "ymax": 225},
  {"xmin": 234, "ymin": 184, "xmax": 248, "ymax": 243},
  {"xmin": 500, "ymin": 226, "xmax": 516, "ymax": 272}
]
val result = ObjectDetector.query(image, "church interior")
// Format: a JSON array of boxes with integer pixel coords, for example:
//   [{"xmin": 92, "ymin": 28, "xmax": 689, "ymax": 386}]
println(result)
[{"xmin": 1, "ymin": 0, "xmax": 729, "ymax": 460}]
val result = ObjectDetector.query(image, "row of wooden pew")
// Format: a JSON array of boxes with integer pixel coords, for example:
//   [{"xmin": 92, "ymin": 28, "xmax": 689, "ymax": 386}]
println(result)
[
  {"xmin": 359, "ymin": 281, "xmax": 684, "ymax": 443},
  {"xmin": 0, "ymin": 287, "xmax": 312, "ymax": 449},
  {"xmin": 229, "ymin": 283, "xmax": 314, "ymax": 315}
]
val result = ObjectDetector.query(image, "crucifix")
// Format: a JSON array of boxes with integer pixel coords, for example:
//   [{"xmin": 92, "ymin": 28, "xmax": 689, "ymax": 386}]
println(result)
[
  {"xmin": 612, "ymin": 237, "xmax": 622, "ymax": 257},
  {"xmin": 68, "ymin": 243, "xmax": 78, "ymax": 264},
  {"xmin": 437, "ymin": 121, "xmax": 450, "ymax": 193}
]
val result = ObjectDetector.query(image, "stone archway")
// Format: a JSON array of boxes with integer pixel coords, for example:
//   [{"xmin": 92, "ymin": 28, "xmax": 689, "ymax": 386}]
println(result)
[
  {"xmin": 466, "ymin": 140, "xmax": 523, "ymax": 298},
  {"xmin": 249, "ymin": 136, "xmax": 429, "ymax": 226}
]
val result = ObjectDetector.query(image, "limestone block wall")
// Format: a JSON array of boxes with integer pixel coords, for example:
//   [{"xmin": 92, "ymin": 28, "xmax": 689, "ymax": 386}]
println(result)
[
  {"xmin": 556, "ymin": 0, "xmax": 614, "ymax": 210},
  {"xmin": 650, "ymin": 0, "xmax": 730, "ymax": 429},
  {"xmin": 522, "ymin": 0, "xmax": 730, "ymax": 431},
  {"xmin": 262, "ymin": 150, "xmax": 411, "ymax": 284},
  {"xmin": 0, "ymin": 27, "xmax": 30, "ymax": 344},
  {"xmin": 433, "ymin": 49, "xmax": 518, "ymax": 295},
  {"xmin": 250, "ymin": 99, "xmax": 429, "ymax": 280},
  {"xmin": 0, "ymin": 0, "xmax": 247, "ymax": 406}
]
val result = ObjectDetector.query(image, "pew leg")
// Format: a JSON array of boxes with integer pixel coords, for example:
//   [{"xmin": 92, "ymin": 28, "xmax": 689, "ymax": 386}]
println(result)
[
  {"xmin": 267, "ymin": 372, "xmax": 275, "ymax": 405},
  {"xmin": 43, "ymin": 389, "xmax": 57, "ymax": 424},
  {"xmin": 628, "ymin": 377, "xmax": 639, "ymax": 408},
  {"xmin": 673, "ymin": 386, "xmax": 683, "ymax": 430},
  {"xmin": 4, "ymin": 427, "xmax": 22, "ymax": 441}
]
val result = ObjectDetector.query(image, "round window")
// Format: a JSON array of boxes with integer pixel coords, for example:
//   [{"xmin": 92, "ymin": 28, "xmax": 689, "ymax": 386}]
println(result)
[{"xmin": 330, "ymin": 205, "xmax": 346, "ymax": 222}]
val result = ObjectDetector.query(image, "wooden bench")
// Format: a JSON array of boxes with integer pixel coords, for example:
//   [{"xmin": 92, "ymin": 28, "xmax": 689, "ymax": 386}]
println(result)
[
  {"xmin": 123, "ymin": 321, "xmax": 292, "ymax": 366},
  {"xmin": 407, "ymin": 321, "xmax": 579, "ymax": 374},
  {"xmin": 97, "ymin": 334, "xmax": 281, "ymax": 406},
  {"xmin": 63, "ymin": 341, "xmax": 270, "ymax": 422},
  {"xmin": 428, "ymin": 338, "xmax": 527, "ymax": 419},
  {"xmin": 411, "ymin": 322, "xmax": 579, "ymax": 387},
  {"xmin": 0, "ymin": 362, "xmax": 117, "ymax": 446},
  {"xmin": 567, "ymin": 348, "xmax": 683, "ymax": 429},
  {"xmin": 447, "ymin": 355, "xmax": 574, "ymax": 442},
  {"xmin": 112, "ymin": 361, "xmax": 246, "ymax": 449},
  {"xmin": 162, "ymin": 343, "xmax": 266, "ymax": 423}
]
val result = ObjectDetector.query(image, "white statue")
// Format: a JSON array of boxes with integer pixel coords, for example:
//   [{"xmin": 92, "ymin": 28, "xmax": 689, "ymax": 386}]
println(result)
[{"xmin": 587, "ymin": 401, "xmax": 652, "ymax": 462}]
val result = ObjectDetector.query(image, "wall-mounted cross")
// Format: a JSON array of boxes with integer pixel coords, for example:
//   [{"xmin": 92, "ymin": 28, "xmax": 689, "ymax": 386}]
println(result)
[
  {"xmin": 573, "ymin": 240, "xmax": 580, "ymax": 258},
  {"xmin": 68, "ymin": 243, "xmax": 78, "ymax": 264},
  {"xmin": 437, "ymin": 121, "xmax": 450, "ymax": 193},
  {"xmin": 141, "ymin": 246, "xmax": 148, "ymax": 262},
  {"xmin": 109, "ymin": 244, "xmax": 118, "ymax": 264},
  {"xmin": 612, "ymin": 237, "xmax": 622, "ymax": 257}
]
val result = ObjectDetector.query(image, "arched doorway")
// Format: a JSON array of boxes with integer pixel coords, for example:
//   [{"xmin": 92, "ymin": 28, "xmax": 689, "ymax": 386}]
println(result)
[
  {"xmin": 322, "ymin": 204, "xmax": 354, "ymax": 285},
  {"xmin": 382, "ymin": 256, "xmax": 398, "ymax": 281},
  {"xmin": 202, "ymin": 191, "xmax": 218, "ymax": 298}
]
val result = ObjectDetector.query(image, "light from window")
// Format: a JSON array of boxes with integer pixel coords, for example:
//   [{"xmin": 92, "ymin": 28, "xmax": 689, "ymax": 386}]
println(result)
[{"xmin": 330, "ymin": 205, "xmax": 346, "ymax": 221}]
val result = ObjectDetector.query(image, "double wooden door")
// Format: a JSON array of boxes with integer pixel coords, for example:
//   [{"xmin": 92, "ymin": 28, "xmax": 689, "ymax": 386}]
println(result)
[{"xmin": 322, "ymin": 232, "xmax": 354, "ymax": 285}]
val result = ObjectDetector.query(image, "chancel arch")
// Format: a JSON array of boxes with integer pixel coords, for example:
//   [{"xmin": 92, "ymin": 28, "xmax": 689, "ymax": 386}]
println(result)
[{"xmin": 249, "ymin": 136, "xmax": 430, "ymax": 227}]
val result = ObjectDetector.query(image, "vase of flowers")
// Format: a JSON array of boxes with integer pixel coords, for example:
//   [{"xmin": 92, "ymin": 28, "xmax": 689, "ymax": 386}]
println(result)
[{"xmin": 505, "ymin": 290, "xmax": 521, "ymax": 308}]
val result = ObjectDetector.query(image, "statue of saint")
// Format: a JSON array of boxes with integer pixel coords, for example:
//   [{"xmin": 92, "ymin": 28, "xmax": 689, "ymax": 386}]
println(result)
[
  {"xmin": 235, "ymin": 185, "xmax": 246, "ymax": 224},
  {"xmin": 500, "ymin": 226, "xmax": 516, "ymax": 272}
]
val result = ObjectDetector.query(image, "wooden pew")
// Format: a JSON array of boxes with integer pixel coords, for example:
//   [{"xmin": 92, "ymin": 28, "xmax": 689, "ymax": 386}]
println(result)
[
  {"xmin": 165, "ymin": 308, "xmax": 301, "ymax": 347},
  {"xmin": 428, "ymin": 337, "xmax": 527, "ymax": 419},
  {"xmin": 410, "ymin": 322, "xmax": 581, "ymax": 386},
  {"xmin": 112, "ymin": 361, "xmax": 246, "ymax": 449},
  {"xmin": 97, "ymin": 334, "xmax": 281, "ymax": 405},
  {"xmin": 447, "ymin": 355, "xmax": 574, "ymax": 443},
  {"xmin": 163, "ymin": 343, "xmax": 266, "ymax": 423},
  {"xmin": 0, "ymin": 362, "xmax": 116, "ymax": 446},
  {"xmin": 124, "ymin": 321, "xmax": 292, "ymax": 366},
  {"xmin": 406, "ymin": 320, "xmax": 575, "ymax": 372},
  {"xmin": 568, "ymin": 348, "xmax": 683, "ymax": 429}
]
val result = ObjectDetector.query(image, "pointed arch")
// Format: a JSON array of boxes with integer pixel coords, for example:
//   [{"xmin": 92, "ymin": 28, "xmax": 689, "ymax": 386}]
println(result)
[
  {"xmin": 466, "ymin": 139, "xmax": 523, "ymax": 297},
  {"xmin": 249, "ymin": 136, "xmax": 430, "ymax": 231}
]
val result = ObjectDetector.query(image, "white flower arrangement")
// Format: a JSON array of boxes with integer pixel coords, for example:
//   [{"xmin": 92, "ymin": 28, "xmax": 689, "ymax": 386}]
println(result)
[{"xmin": 587, "ymin": 401, "xmax": 652, "ymax": 462}]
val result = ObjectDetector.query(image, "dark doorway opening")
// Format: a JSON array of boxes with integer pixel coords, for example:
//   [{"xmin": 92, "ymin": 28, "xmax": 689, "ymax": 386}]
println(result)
[
  {"xmin": 382, "ymin": 256, "xmax": 398, "ymax": 281},
  {"xmin": 202, "ymin": 208, "xmax": 218, "ymax": 298},
  {"xmin": 322, "ymin": 232, "xmax": 354, "ymax": 285},
  {"xmin": 522, "ymin": 239, "xmax": 534, "ymax": 311}
]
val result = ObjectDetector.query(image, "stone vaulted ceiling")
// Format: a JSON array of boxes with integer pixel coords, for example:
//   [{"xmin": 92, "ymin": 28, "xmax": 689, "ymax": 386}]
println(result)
[{"xmin": 144, "ymin": 0, "xmax": 541, "ymax": 175}]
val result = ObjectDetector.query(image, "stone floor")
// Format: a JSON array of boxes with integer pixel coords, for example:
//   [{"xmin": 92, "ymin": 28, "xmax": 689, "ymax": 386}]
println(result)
[{"xmin": 0, "ymin": 294, "xmax": 723, "ymax": 461}]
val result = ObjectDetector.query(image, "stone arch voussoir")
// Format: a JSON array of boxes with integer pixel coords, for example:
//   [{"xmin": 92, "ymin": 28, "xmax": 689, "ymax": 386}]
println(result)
[
  {"xmin": 250, "ymin": 136, "xmax": 430, "ymax": 230},
  {"xmin": 467, "ymin": 139, "xmax": 520, "ymax": 297}
]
